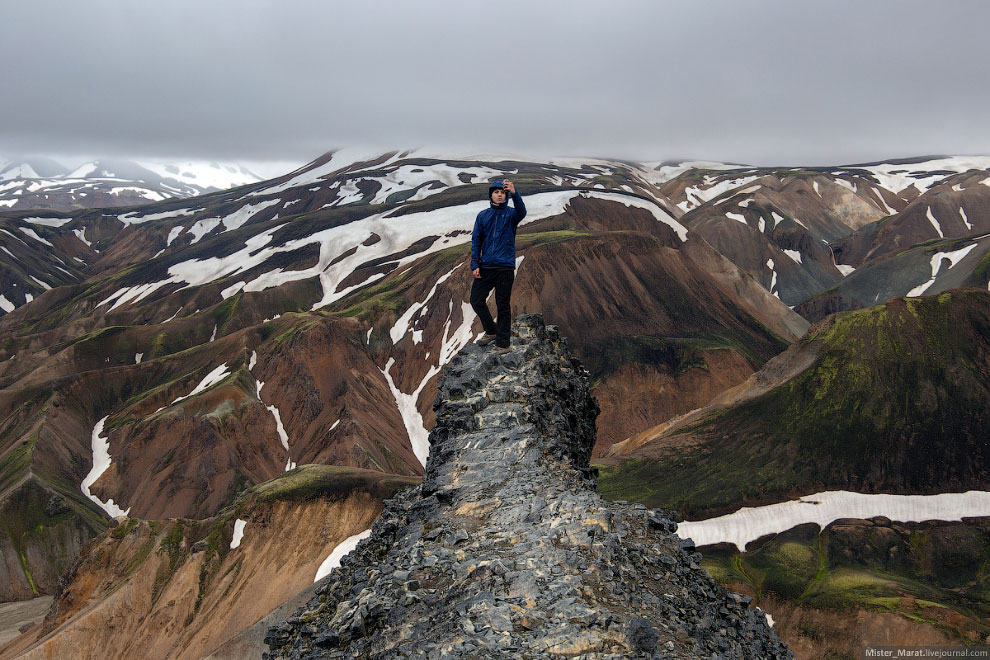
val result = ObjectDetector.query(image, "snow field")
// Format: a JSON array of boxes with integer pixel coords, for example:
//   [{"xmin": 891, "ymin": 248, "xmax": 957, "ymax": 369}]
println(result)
[
  {"xmin": 677, "ymin": 174, "xmax": 761, "ymax": 213},
  {"xmin": 18, "ymin": 227, "xmax": 52, "ymax": 246},
  {"xmin": 861, "ymin": 158, "xmax": 990, "ymax": 194},
  {"xmin": 782, "ymin": 249, "xmax": 802, "ymax": 264},
  {"xmin": 907, "ymin": 242, "xmax": 980, "ymax": 297},
  {"xmin": 136, "ymin": 160, "xmax": 260, "ymax": 190},
  {"xmin": 118, "ymin": 208, "xmax": 196, "ymax": 227},
  {"xmin": 80, "ymin": 417, "xmax": 130, "ymax": 518},
  {"xmin": 108, "ymin": 187, "xmax": 166, "ymax": 201},
  {"xmin": 23, "ymin": 217, "xmax": 71, "ymax": 227},
  {"xmin": 725, "ymin": 212, "xmax": 747, "ymax": 225},
  {"xmin": 72, "ymin": 188, "xmax": 636, "ymax": 314},
  {"xmin": 676, "ymin": 490, "xmax": 990, "ymax": 552},
  {"xmin": 314, "ymin": 530, "xmax": 372, "ymax": 583},
  {"xmin": 0, "ymin": 295, "xmax": 14, "ymax": 313}
]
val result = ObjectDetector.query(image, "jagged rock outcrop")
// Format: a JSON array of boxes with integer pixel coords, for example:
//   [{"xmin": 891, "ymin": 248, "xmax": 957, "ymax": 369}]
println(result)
[{"xmin": 265, "ymin": 314, "xmax": 790, "ymax": 659}]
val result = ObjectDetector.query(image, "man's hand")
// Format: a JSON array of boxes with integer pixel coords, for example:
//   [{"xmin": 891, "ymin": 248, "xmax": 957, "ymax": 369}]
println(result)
[
  {"xmin": 502, "ymin": 180, "xmax": 515, "ymax": 194},
  {"xmin": 473, "ymin": 267, "xmax": 481, "ymax": 278}
]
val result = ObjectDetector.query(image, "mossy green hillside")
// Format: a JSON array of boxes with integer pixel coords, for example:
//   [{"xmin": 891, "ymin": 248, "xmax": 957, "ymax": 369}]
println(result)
[
  {"xmin": 597, "ymin": 290, "xmax": 990, "ymax": 516},
  {"xmin": 698, "ymin": 519, "xmax": 990, "ymax": 640},
  {"xmin": 0, "ymin": 478, "xmax": 106, "ymax": 596}
]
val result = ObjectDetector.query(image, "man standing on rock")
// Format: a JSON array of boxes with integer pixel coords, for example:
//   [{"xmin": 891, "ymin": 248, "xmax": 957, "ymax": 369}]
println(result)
[{"xmin": 470, "ymin": 179, "xmax": 527, "ymax": 354}]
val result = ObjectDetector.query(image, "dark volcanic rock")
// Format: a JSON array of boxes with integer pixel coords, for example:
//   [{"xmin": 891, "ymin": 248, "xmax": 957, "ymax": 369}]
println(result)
[{"xmin": 265, "ymin": 314, "xmax": 791, "ymax": 659}]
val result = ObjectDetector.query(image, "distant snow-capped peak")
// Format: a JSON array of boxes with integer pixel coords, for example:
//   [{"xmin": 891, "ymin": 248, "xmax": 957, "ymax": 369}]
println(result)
[{"xmin": 136, "ymin": 160, "xmax": 262, "ymax": 190}]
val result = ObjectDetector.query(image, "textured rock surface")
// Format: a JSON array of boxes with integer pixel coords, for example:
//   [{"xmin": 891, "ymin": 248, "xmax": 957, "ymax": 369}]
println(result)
[{"xmin": 265, "ymin": 314, "xmax": 791, "ymax": 659}]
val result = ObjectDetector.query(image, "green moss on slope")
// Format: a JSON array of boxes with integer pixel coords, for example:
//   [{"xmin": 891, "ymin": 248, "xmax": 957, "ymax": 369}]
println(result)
[{"xmin": 598, "ymin": 290, "xmax": 990, "ymax": 516}]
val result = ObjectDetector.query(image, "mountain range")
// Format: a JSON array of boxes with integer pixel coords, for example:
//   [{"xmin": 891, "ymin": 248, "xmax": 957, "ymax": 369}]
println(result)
[
  {"xmin": 0, "ymin": 156, "xmax": 262, "ymax": 213},
  {"xmin": 1, "ymin": 149, "xmax": 989, "ymax": 657}
]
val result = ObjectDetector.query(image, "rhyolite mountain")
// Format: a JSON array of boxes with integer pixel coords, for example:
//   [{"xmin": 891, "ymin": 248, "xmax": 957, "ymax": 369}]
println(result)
[
  {"xmin": 1, "ymin": 148, "xmax": 815, "ymax": 604},
  {"xmin": 0, "ymin": 466, "xmax": 418, "ymax": 660},
  {"xmin": 601, "ymin": 289, "xmax": 990, "ymax": 515},
  {"xmin": 1, "ymin": 149, "xmax": 990, "ymax": 656},
  {"xmin": 0, "ymin": 155, "xmax": 262, "ymax": 212},
  {"xmin": 597, "ymin": 289, "xmax": 990, "ymax": 650}
]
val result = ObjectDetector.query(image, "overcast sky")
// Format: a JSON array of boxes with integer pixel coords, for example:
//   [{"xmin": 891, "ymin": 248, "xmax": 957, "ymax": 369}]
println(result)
[{"xmin": 2, "ymin": 0, "xmax": 989, "ymax": 172}]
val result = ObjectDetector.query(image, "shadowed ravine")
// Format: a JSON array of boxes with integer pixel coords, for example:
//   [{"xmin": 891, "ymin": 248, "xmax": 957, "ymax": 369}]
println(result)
[{"xmin": 264, "ymin": 314, "xmax": 791, "ymax": 659}]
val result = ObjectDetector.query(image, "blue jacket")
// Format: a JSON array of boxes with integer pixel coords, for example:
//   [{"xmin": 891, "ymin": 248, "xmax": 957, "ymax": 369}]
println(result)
[{"xmin": 471, "ymin": 190, "xmax": 527, "ymax": 270}]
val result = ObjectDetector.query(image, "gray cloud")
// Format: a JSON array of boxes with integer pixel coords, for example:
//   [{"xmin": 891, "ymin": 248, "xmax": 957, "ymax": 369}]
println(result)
[{"xmin": 2, "ymin": 0, "xmax": 989, "ymax": 168}]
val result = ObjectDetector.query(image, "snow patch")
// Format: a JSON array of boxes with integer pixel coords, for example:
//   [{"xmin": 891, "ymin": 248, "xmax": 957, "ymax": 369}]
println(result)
[
  {"xmin": 80, "ymin": 417, "xmax": 130, "ymax": 518},
  {"xmin": 220, "ymin": 198, "xmax": 281, "ymax": 232},
  {"xmin": 166, "ymin": 226, "xmax": 185, "ymax": 247},
  {"xmin": 314, "ymin": 530, "xmax": 372, "ymax": 583},
  {"xmin": 118, "ymin": 208, "xmax": 196, "ymax": 227},
  {"xmin": 725, "ymin": 212, "xmax": 747, "ymax": 225},
  {"xmin": 677, "ymin": 490, "xmax": 990, "ymax": 552},
  {"xmin": 583, "ymin": 191, "xmax": 688, "ymax": 241},
  {"xmin": 907, "ymin": 243, "xmax": 979, "ymax": 297},
  {"xmin": 766, "ymin": 259, "xmax": 779, "ymax": 298},
  {"xmin": 267, "ymin": 404, "xmax": 290, "ymax": 451},
  {"xmin": 833, "ymin": 178, "xmax": 857, "ymax": 193},
  {"xmin": 19, "ymin": 227, "xmax": 52, "ymax": 246},
  {"xmin": 782, "ymin": 249, "xmax": 802, "ymax": 264},
  {"xmin": 30, "ymin": 276, "xmax": 51, "ymax": 291},
  {"xmin": 220, "ymin": 281, "xmax": 246, "ymax": 299},
  {"xmin": 188, "ymin": 217, "xmax": 221, "ymax": 244},
  {"xmin": 925, "ymin": 207, "xmax": 944, "ymax": 238},
  {"xmin": 23, "ymin": 216, "xmax": 71, "ymax": 227},
  {"xmin": 390, "ymin": 262, "xmax": 461, "ymax": 344},
  {"xmin": 73, "ymin": 228, "xmax": 92, "ymax": 246},
  {"xmin": 168, "ymin": 363, "xmax": 232, "ymax": 408},
  {"xmin": 135, "ymin": 353, "xmax": 143, "ymax": 364},
  {"xmin": 0, "ymin": 295, "xmax": 14, "ymax": 313},
  {"xmin": 249, "ymin": 351, "xmax": 258, "ymax": 371},
  {"xmin": 960, "ymin": 207, "xmax": 972, "ymax": 231},
  {"xmin": 230, "ymin": 519, "xmax": 247, "ymax": 549}
]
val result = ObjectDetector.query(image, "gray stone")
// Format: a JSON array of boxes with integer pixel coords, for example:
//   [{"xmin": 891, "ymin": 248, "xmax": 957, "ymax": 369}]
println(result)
[{"xmin": 264, "ymin": 314, "xmax": 791, "ymax": 660}]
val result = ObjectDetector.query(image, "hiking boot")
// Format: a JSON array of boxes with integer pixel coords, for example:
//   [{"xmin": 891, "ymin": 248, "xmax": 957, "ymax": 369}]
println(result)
[
  {"xmin": 492, "ymin": 345, "xmax": 512, "ymax": 355},
  {"xmin": 477, "ymin": 333, "xmax": 496, "ymax": 346}
]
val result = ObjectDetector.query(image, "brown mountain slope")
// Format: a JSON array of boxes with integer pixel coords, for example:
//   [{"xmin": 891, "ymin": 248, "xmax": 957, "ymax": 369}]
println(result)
[
  {"xmin": 0, "ymin": 466, "xmax": 416, "ymax": 660},
  {"xmin": 834, "ymin": 168, "xmax": 990, "ymax": 266}
]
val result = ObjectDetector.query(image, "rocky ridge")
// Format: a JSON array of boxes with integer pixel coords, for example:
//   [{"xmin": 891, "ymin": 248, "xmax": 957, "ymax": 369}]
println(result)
[{"xmin": 265, "ymin": 315, "xmax": 790, "ymax": 659}]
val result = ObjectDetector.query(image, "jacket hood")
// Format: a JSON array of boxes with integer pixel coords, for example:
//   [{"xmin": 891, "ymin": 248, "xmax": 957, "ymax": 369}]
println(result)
[{"xmin": 489, "ymin": 180, "xmax": 507, "ymax": 208}]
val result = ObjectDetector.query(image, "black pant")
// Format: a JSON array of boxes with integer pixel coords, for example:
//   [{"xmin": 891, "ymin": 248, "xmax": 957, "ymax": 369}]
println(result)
[{"xmin": 470, "ymin": 268, "xmax": 514, "ymax": 348}]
